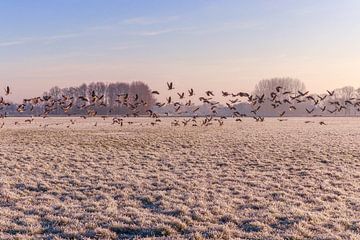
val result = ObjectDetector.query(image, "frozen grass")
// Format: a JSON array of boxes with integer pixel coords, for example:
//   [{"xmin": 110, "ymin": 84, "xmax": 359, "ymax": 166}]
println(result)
[{"xmin": 0, "ymin": 117, "xmax": 359, "ymax": 239}]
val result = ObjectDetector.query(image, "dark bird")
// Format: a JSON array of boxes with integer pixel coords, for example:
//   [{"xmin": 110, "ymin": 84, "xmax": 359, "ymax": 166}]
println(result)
[
  {"xmin": 251, "ymin": 106, "xmax": 261, "ymax": 114},
  {"xmin": 5, "ymin": 86, "xmax": 10, "ymax": 95},
  {"xmin": 276, "ymin": 86, "xmax": 283, "ymax": 92},
  {"xmin": 327, "ymin": 109, "xmax": 337, "ymax": 114},
  {"xmin": 177, "ymin": 92, "xmax": 185, "ymax": 99},
  {"xmin": 253, "ymin": 116, "xmax": 264, "ymax": 122},
  {"xmin": 345, "ymin": 100, "xmax": 353, "ymax": 105},
  {"xmin": 156, "ymin": 102, "xmax": 166, "ymax": 107},
  {"xmin": 318, "ymin": 95, "xmax": 327, "ymax": 101},
  {"xmin": 205, "ymin": 91, "xmax": 214, "ymax": 96},
  {"xmin": 238, "ymin": 92, "xmax": 250, "ymax": 97},
  {"xmin": 327, "ymin": 90, "xmax": 335, "ymax": 96},
  {"xmin": 283, "ymin": 99, "xmax": 291, "ymax": 104},
  {"xmin": 193, "ymin": 107, "xmax": 200, "ymax": 113},
  {"xmin": 167, "ymin": 82, "xmax": 174, "ymax": 90},
  {"xmin": 78, "ymin": 96, "xmax": 89, "ymax": 102},
  {"xmin": 166, "ymin": 97, "xmax": 172, "ymax": 104},
  {"xmin": 17, "ymin": 104, "xmax": 26, "ymax": 112},
  {"xmin": 188, "ymin": 88, "xmax": 194, "ymax": 96},
  {"xmin": 306, "ymin": 108, "xmax": 315, "ymax": 114},
  {"xmin": 338, "ymin": 105, "xmax": 347, "ymax": 111},
  {"xmin": 226, "ymin": 103, "xmax": 236, "ymax": 111},
  {"xmin": 298, "ymin": 91, "xmax": 309, "ymax": 96},
  {"xmin": 222, "ymin": 91, "xmax": 230, "ymax": 97},
  {"xmin": 146, "ymin": 110, "xmax": 153, "ymax": 117},
  {"xmin": 257, "ymin": 94, "xmax": 265, "ymax": 103},
  {"xmin": 25, "ymin": 119, "xmax": 33, "ymax": 123}
]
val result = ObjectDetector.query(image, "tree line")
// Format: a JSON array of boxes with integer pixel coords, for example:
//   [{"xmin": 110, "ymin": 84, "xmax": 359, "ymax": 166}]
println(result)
[
  {"xmin": 153, "ymin": 78, "xmax": 360, "ymax": 117},
  {"xmin": 250, "ymin": 78, "xmax": 360, "ymax": 117},
  {"xmin": 2, "ymin": 81, "xmax": 155, "ymax": 116},
  {"xmin": 2, "ymin": 78, "xmax": 360, "ymax": 117}
]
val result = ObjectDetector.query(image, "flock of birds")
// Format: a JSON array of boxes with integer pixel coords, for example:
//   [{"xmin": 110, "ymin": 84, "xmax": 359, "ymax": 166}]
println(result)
[{"xmin": 1, "ymin": 82, "xmax": 360, "ymax": 128}]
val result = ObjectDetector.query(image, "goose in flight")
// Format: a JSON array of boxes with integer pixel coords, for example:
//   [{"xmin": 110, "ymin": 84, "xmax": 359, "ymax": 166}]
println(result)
[
  {"xmin": 167, "ymin": 82, "xmax": 174, "ymax": 90},
  {"xmin": 17, "ymin": 104, "xmax": 26, "ymax": 112},
  {"xmin": 298, "ymin": 91, "xmax": 309, "ymax": 97},
  {"xmin": 251, "ymin": 105, "xmax": 261, "ymax": 114},
  {"xmin": 5, "ymin": 86, "xmax": 10, "ymax": 95},
  {"xmin": 188, "ymin": 88, "xmax": 194, "ymax": 96},
  {"xmin": 289, "ymin": 106, "xmax": 296, "ymax": 111},
  {"xmin": 222, "ymin": 91, "xmax": 230, "ymax": 97},
  {"xmin": 205, "ymin": 91, "xmax": 214, "ymax": 96},
  {"xmin": 306, "ymin": 108, "xmax": 314, "ymax": 114},
  {"xmin": 24, "ymin": 119, "xmax": 33, "ymax": 123},
  {"xmin": 166, "ymin": 96, "xmax": 172, "ymax": 104},
  {"xmin": 279, "ymin": 111, "xmax": 286, "ymax": 117},
  {"xmin": 177, "ymin": 92, "xmax": 185, "ymax": 99},
  {"xmin": 318, "ymin": 95, "xmax": 327, "ymax": 101},
  {"xmin": 327, "ymin": 90, "xmax": 335, "ymax": 96}
]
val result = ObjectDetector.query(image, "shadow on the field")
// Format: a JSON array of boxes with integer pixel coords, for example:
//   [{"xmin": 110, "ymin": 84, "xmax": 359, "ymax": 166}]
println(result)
[{"xmin": 110, "ymin": 226, "xmax": 170, "ymax": 239}]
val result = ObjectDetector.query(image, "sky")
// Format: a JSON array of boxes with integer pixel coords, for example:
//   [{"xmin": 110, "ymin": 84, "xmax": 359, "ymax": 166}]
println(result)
[{"xmin": 1, "ymin": 0, "xmax": 360, "ymax": 101}]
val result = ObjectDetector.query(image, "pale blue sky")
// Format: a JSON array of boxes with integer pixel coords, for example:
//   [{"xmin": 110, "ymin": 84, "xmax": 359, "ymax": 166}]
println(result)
[{"xmin": 1, "ymin": 0, "xmax": 360, "ymax": 100}]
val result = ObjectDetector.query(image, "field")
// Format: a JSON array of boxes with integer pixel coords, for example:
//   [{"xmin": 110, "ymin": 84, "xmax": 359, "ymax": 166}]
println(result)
[{"xmin": 0, "ymin": 117, "xmax": 359, "ymax": 239}]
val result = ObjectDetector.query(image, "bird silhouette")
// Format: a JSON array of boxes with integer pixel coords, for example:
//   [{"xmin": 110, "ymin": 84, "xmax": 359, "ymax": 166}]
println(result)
[
  {"xmin": 167, "ymin": 82, "xmax": 174, "ymax": 90},
  {"xmin": 188, "ymin": 89, "xmax": 194, "ymax": 96},
  {"xmin": 327, "ymin": 90, "xmax": 335, "ymax": 96},
  {"xmin": 5, "ymin": 86, "xmax": 10, "ymax": 95}
]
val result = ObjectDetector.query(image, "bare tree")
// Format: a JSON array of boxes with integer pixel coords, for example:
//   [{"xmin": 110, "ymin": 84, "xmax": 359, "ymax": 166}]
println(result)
[
  {"xmin": 253, "ymin": 77, "xmax": 306, "ymax": 97},
  {"xmin": 332, "ymin": 86, "xmax": 356, "ymax": 116},
  {"xmin": 253, "ymin": 77, "xmax": 306, "ymax": 116},
  {"xmin": 38, "ymin": 81, "xmax": 154, "ymax": 116}
]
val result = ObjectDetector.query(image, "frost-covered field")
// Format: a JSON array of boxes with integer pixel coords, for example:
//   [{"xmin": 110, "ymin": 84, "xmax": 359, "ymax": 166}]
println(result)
[{"xmin": 0, "ymin": 117, "xmax": 359, "ymax": 239}]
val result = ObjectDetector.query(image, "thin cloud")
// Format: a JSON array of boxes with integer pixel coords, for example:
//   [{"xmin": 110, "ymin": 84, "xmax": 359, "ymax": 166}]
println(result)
[
  {"xmin": 0, "ymin": 40, "xmax": 27, "ymax": 47},
  {"xmin": 122, "ymin": 16, "xmax": 179, "ymax": 25},
  {"xmin": 131, "ymin": 27, "xmax": 196, "ymax": 36},
  {"xmin": 0, "ymin": 32, "xmax": 84, "ymax": 48},
  {"xmin": 186, "ymin": 21, "xmax": 264, "ymax": 35},
  {"xmin": 129, "ymin": 21, "xmax": 262, "ymax": 37},
  {"xmin": 110, "ymin": 44, "xmax": 144, "ymax": 51},
  {"xmin": 0, "ymin": 18, "xmax": 179, "ymax": 49},
  {"xmin": 38, "ymin": 33, "xmax": 82, "ymax": 41}
]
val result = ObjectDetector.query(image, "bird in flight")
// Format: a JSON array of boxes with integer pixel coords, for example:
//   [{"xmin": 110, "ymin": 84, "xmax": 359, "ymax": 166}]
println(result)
[
  {"xmin": 327, "ymin": 90, "xmax": 335, "ymax": 96},
  {"xmin": 5, "ymin": 86, "xmax": 10, "ymax": 95},
  {"xmin": 167, "ymin": 82, "xmax": 174, "ymax": 90}
]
